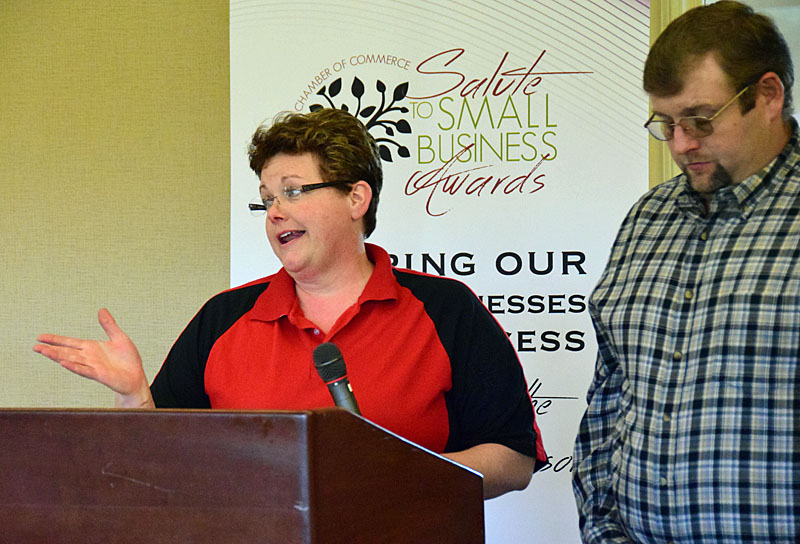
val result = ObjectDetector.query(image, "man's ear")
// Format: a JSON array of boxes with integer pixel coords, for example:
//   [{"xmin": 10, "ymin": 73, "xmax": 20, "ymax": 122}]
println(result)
[
  {"xmin": 349, "ymin": 180, "xmax": 372, "ymax": 221},
  {"xmin": 757, "ymin": 71, "xmax": 785, "ymax": 121}
]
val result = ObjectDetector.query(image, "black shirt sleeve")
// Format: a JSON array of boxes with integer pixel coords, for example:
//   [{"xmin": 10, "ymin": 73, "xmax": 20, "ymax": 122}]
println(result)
[
  {"xmin": 394, "ymin": 271, "xmax": 538, "ymax": 458},
  {"xmin": 150, "ymin": 282, "xmax": 270, "ymax": 408}
]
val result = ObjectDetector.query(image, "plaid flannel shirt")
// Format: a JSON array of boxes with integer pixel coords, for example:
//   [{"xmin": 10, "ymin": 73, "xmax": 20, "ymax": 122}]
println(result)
[{"xmin": 573, "ymin": 119, "xmax": 800, "ymax": 543}]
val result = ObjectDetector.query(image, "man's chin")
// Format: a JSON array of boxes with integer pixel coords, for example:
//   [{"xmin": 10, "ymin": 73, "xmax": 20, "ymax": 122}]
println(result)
[{"xmin": 681, "ymin": 164, "xmax": 734, "ymax": 197}]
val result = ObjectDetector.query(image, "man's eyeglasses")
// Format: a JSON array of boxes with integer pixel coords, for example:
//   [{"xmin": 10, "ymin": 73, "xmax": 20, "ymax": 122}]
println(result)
[
  {"xmin": 248, "ymin": 181, "xmax": 350, "ymax": 215},
  {"xmin": 644, "ymin": 85, "xmax": 750, "ymax": 141}
]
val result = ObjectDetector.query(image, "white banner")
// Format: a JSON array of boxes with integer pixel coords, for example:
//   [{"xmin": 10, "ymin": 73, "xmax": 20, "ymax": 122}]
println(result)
[{"xmin": 230, "ymin": 2, "xmax": 650, "ymax": 541}]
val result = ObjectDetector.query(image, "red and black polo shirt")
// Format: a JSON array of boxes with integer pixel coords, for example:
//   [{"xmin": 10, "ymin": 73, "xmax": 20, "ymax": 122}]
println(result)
[{"xmin": 151, "ymin": 244, "xmax": 544, "ymax": 461}]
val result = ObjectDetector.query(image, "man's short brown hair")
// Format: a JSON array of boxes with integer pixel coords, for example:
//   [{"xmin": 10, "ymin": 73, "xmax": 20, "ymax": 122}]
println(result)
[{"xmin": 644, "ymin": 1, "xmax": 794, "ymax": 119}]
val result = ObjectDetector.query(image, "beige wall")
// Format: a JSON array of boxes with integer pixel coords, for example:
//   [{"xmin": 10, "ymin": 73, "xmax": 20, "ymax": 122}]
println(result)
[{"xmin": 1, "ymin": 1, "xmax": 230, "ymax": 406}]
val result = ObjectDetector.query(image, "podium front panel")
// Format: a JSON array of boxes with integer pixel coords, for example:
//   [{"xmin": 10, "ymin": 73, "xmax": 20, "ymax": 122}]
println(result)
[{"xmin": 0, "ymin": 409, "xmax": 484, "ymax": 543}]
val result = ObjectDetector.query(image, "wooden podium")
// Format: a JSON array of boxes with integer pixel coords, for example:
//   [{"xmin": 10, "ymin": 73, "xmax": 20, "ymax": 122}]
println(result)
[{"xmin": 0, "ymin": 408, "xmax": 484, "ymax": 543}]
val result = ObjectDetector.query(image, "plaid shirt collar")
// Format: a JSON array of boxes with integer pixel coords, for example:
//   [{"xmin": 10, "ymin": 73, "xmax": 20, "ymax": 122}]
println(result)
[{"xmin": 676, "ymin": 118, "xmax": 800, "ymax": 220}]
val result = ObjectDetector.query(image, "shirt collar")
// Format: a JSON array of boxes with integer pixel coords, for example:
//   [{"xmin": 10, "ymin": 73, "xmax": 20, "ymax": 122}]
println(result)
[
  {"xmin": 677, "ymin": 118, "xmax": 800, "ymax": 219},
  {"xmin": 249, "ymin": 243, "xmax": 399, "ymax": 323}
]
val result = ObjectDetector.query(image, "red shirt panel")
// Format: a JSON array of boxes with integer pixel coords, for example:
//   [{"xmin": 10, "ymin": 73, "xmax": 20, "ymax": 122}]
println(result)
[{"xmin": 203, "ymin": 246, "xmax": 453, "ymax": 453}]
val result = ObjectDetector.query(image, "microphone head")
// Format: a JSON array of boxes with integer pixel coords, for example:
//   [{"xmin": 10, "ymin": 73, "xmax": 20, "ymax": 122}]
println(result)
[{"xmin": 313, "ymin": 342, "xmax": 346, "ymax": 382}]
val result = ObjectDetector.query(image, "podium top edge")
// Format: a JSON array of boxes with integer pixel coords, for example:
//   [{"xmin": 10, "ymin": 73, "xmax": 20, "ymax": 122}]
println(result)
[{"xmin": 0, "ymin": 407, "xmax": 343, "ymax": 417}]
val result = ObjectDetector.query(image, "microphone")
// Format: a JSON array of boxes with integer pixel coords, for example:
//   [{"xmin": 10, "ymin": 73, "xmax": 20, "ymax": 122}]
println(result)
[{"xmin": 312, "ymin": 342, "xmax": 361, "ymax": 415}]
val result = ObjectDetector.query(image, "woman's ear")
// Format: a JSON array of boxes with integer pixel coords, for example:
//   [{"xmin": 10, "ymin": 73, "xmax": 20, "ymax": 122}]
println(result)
[{"xmin": 349, "ymin": 180, "xmax": 372, "ymax": 221}]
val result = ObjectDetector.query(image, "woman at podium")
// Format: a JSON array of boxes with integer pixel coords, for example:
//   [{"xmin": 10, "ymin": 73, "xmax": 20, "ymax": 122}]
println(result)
[{"xmin": 34, "ymin": 108, "xmax": 546, "ymax": 499}]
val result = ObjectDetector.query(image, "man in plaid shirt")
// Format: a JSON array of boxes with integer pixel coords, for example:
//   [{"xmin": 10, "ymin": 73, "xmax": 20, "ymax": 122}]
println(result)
[{"xmin": 573, "ymin": 2, "xmax": 798, "ymax": 542}]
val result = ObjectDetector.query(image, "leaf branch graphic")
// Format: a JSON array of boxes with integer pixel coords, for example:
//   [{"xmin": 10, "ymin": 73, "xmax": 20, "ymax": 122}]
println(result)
[{"xmin": 310, "ymin": 77, "xmax": 411, "ymax": 162}]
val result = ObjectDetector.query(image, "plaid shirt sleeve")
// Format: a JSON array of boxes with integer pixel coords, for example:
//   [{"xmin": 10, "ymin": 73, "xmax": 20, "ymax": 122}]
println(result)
[
  {"xmin": 573, "ymin": 120, "xmax": 800, "ymax": 543},
  {"xmin": 572, "ymin": 353, "xmax": 632, "ymax": 543},
  {"xmin": 573, "ymin": 209, "xmax": 638, "ymax": 544}
]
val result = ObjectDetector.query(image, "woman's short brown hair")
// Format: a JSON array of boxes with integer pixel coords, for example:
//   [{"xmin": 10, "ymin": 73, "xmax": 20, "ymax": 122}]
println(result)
[{"xmin": 248, "ymin": 108, "xmax": 383, "ymax": 237}]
